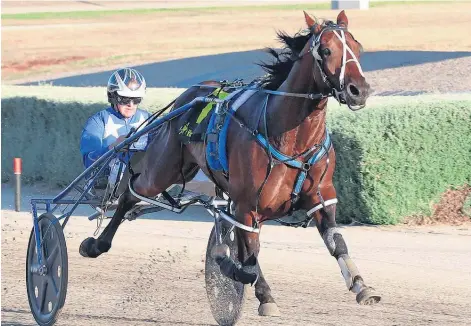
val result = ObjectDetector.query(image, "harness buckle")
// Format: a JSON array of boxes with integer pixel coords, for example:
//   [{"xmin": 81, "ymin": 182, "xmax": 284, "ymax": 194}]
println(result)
[
  {"xmin": 302, "ymin": 162, "xmax": 312, "ymax": 172},
  {"xmin": 290, "ymin": 193, "xmax": 300, "ymax": 205},
  {"xmin": 301, "ymin": 217, "xmax": 313, "ymax": 228}
]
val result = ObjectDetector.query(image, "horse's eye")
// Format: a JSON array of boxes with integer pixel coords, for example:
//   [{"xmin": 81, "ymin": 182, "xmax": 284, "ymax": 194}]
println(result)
[{"xmin": 322, "ymin": 48, "xmax": 331, "ymax": 56}]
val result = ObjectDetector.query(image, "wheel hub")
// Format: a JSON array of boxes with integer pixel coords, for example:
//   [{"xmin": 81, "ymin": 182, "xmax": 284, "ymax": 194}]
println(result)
[
  {"xmin": 31, "ymin": 263, "xmax": 48, "ymax": 276},
  {"xmin": 38, "ymin": 265, "xmax": 48, "ymax": 276}
]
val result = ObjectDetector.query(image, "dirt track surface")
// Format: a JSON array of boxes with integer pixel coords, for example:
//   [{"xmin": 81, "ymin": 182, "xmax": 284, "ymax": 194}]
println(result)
[{"xmin": 2, "ymin": 185, "xmax": 471, "ymax": 326}]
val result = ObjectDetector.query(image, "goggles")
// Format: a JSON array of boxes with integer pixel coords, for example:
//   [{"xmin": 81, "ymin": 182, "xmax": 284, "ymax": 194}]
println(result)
[{"xmin": 116, "ymin": 96, "xmax": 142, "ymax": 105}]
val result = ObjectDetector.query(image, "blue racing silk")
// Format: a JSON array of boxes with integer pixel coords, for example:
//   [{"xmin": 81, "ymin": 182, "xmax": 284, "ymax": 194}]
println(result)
[{"xmin": 80, "ymin": 107, "xmax": 150, "ymax": 168}]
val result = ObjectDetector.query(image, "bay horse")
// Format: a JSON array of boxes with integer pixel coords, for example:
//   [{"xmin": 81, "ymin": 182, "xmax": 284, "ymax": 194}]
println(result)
[{"xmin": 80, "ymin": 10, "xmax": 380, "ymax": 313}]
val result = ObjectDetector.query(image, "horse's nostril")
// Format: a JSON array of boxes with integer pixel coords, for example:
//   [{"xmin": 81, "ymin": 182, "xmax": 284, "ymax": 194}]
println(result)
[{"xmin": 348, "ymin": 84, "xmax": 360, "ymax": 97}]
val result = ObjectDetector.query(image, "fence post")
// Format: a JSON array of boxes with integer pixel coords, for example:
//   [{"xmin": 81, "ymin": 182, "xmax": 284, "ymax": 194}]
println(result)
[{"xmin": 13, "ymin": 158, "xmax": 22, "ymax": 212}]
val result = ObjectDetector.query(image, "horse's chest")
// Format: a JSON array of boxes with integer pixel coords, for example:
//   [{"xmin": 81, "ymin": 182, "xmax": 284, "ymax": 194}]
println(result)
[{"xmin": 256, "ymin": 164, "xmax": 300, "ymax": 210}]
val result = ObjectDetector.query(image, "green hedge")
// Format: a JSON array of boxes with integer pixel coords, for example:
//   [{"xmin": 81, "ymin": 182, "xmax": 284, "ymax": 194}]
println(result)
[
  {"xmin": 329, "ymin": 98, "xmax": 471, "ymax": 224},
  {"xmin": 1, "ymin": 86, "xmax": 183, "ymax": 186},
  {"xmin": 1, "ymin": 97, "xmax": 116, "ymax": 186},
  {"xmin": 2, "ymin": 86, "xmax": 470, "ymax": 224}
]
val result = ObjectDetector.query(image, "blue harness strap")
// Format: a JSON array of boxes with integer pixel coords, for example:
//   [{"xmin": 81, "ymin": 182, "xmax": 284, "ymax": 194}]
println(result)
[
  {"xmin": 205, "ymin": 88, "xmax": 332, "ymax": 202},
  {"xmin": 256, "ymin": 129, "xmax": 332, "ymax": 200},
  {"xmin": 206, "ymin": 105, "xmax": 233, "ymax": 172},
  {"xmin": 218, "ymin": 109, "xmax": 234, "ymax": 172},
  {"xmin": 206, "ymin": 112, "xmax": 223, "ymax": 171}
]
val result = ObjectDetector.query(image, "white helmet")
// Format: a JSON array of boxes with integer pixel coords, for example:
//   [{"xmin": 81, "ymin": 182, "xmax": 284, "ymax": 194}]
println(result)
[{"xmin": 107, "ymin": 67, "xmax": 146, "ymax": 99}]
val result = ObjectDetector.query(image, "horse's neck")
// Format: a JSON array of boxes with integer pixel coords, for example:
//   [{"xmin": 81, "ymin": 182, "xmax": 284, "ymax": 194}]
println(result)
[{"xmin": 265, "ymin": 56, "xmax": 327, "ymax": 155}]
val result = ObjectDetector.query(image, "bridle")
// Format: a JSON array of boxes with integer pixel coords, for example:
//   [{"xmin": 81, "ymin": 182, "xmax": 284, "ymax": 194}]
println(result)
[{"xmin": 297, "ymin": 23, "xmax": 365, "ymax": 108}]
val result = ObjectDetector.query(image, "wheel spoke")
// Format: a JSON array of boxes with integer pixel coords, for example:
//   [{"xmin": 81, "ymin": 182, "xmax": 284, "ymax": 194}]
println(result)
[
  {"xmin": 31, "ymin": 244, "xmax": 39, "ymax": 265},
  {"xmin": 46, "ymin": 243, "xmax": 59, "ymax": 268},
  {"xmin": 48, "ymin": 274, "xmax": 59, "ymax": 297},
  {"xmin": 39, "ymin": 278, "xmax": 48, "ymax": 313}
]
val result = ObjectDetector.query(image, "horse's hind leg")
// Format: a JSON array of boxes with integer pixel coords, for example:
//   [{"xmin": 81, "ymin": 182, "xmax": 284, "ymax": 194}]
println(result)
[
  {"xmin": 313, "ymin": 204, "xmax": 381, "ymax": 305},
  {"xmin": 80, "ymin": 188, "xmax": 140, "ymax": 258},
  {"xmin": 79, "ymin": 161, "xmax": 185, "ymax": 258},
  {"xmin": 80, "ymin": 123, "xmax": 190, "ymax": 258},
  {"xmin": 79, "ymin": 157, "xmax": 186, "ymax": 259}
]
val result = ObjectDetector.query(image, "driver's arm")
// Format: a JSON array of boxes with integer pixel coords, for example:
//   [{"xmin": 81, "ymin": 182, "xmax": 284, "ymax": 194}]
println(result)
[{"xmin": 80, "ymin": 115, "xmax": 107, "ymax": 168}]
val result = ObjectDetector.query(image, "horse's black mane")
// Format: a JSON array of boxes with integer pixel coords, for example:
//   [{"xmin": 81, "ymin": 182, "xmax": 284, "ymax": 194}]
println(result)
[{"xmin": 259, "ymin": 20, "xmax": 335, "ymax": 90}]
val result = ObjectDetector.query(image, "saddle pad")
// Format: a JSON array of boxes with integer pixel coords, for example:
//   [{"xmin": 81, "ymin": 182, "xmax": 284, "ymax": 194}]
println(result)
[
  {"xmin": 176, "ymin": 88, "xmax": 230, "ymax": 144},
  {"xmin": 206, "ymin": 88, "xmax": 259, "ymax": 172}
]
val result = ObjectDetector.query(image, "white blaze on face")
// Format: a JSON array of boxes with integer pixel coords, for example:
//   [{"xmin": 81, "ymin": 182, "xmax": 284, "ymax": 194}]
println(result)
[
  {"xmin": 311, "ymin": 28, "xmax": 364, "ymax": 91},
  {"xmin": 332, "ymin": 30, "xmax": 364, "ymax": 90}
]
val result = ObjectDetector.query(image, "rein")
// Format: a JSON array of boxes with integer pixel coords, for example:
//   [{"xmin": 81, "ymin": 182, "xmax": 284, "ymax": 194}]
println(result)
[{"xmin": 218, "ymin": 25, "xmax": 364, "ymax": 105}]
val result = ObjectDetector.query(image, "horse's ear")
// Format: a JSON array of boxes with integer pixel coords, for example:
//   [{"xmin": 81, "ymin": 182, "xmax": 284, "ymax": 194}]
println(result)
[
  {"xmin": 337, "ymin": 10, "xmax": 349, "ymax": 28},
  {"xmin": 304, "ymin": 11, "xmax": 322, "ymax": 34},
  {"xmin": 304, "ymin": 11, "xmax": 316, "ymax": 28}
]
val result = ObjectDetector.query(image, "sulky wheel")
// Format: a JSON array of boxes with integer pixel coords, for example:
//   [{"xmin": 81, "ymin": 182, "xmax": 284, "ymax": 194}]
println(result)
[
  {"xmin": 205, "ymin": 223, "xmax": 246, "ymax": 326},
  {"xmin": 26, "ymin": 213, "xmax": 68, "ymax": 326}
]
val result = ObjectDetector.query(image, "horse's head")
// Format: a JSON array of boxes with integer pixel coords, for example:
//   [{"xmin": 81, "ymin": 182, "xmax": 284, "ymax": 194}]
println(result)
[{"xmin": 303, "ymin": 11, "xmax": 370, "ymax": 110}]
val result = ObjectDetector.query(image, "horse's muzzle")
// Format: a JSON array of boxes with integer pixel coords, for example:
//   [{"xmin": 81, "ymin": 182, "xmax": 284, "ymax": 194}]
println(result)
[{"xmin": 345, "ymin": 82, "xmax": 372, "ymax": 111}]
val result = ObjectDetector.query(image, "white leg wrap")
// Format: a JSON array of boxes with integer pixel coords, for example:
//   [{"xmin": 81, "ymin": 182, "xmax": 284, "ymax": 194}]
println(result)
[
  {"xmin": 337, "ymin": 254, "xmax": 362, "ymax": 292},
  {"xmin": 322, "ymin": 227, "xmax": 342, "ymax": 255},
  {"xmin": 306, "ymin": 198, "xmax": 338, "ymax": 216}
]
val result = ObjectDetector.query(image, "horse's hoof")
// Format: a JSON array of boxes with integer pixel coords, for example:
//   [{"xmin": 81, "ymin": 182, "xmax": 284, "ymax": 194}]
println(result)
[
  {"xmin": 79, "ymin": 237, "xmax": 106, "ymax": 258},
  {"xmin": 258, "ymin": 302, "xmax": 281, "ymax": 317},
  {"xmin": 356, "ymin": 287, "xmax": 381, "ymax": 305}
]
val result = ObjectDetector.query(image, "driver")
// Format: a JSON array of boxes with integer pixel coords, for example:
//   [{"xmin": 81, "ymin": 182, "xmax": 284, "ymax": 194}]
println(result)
[{"xmin": 80, "ymin": 67, "xmax": 150, "ymax": 196}]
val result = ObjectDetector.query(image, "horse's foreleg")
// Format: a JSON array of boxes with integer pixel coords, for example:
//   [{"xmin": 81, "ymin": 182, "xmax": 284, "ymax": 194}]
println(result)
[
  {"xmin": 238, "ymin": 216, "xmax": 280, "ymax": 317},
  {"xmin": 313, "ymin": 204, "xmax": 381, "ymax": 305}
]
